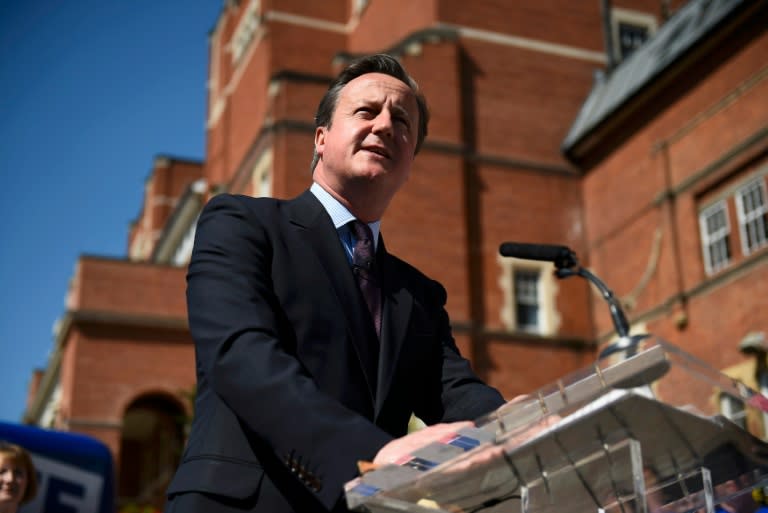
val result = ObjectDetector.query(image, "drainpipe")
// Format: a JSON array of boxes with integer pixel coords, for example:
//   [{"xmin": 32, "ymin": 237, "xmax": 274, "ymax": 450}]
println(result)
[{"xmin": 601, "ymin": 0, "xmax": 616, "ymax": 72}]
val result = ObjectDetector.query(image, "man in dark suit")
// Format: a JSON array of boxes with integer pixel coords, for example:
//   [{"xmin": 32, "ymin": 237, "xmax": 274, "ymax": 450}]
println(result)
[{"xmin": 165, "ymin": 53, "xmax": 506, "ymax": 513}]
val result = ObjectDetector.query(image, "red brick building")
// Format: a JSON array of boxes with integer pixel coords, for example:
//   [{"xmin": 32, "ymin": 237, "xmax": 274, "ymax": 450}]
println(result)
[{"xmin": 23, "ymin": 0, "xmax": 768, "ymax": 509}]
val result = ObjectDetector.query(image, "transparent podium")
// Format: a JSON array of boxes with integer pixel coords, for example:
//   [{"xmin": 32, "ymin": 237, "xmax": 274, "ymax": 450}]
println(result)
[{"xmin": 345, "ymin": 337, "xmax": 768, "ymax": 513}]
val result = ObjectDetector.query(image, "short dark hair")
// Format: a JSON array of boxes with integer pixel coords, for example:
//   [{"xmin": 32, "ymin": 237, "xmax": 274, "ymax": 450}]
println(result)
[
  {"xmin": 311, "ymin": 53, "xmax": 429, "ymax": 171},
  {"xmin": 0, "ymin": 441, "xmax": 38, "ymax": 504}
]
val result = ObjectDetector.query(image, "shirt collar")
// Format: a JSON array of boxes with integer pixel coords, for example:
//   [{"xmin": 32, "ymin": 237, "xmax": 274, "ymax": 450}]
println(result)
[{"xmin": 310, "ymin": 182, "xmax": 381, "ymax": 248}]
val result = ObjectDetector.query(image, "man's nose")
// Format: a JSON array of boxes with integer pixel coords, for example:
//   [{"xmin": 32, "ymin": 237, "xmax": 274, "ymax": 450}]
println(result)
[{"xmin": 372, "ymin": 110, "xmax": 393, "ymax": 137}]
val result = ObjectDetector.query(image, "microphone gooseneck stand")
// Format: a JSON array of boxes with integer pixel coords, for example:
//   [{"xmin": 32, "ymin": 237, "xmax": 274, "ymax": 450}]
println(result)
[{"xmin": 499, "ymin": 242, "xmax": 648, "ymax": 359}]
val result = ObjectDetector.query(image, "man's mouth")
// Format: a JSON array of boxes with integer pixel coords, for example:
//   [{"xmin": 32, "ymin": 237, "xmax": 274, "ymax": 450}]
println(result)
[{"xmin": 361, "ymin": 145, "xmax": 391, "ymax": 159}]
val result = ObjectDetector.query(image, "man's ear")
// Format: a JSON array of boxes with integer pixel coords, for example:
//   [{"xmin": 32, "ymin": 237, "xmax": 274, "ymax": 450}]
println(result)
[{"xmin": 314, "ymin": 126, "xmax": 326, "ymax": 157}]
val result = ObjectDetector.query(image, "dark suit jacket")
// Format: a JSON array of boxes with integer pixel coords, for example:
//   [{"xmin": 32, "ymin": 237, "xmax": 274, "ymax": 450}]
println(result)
[{"xmin": 166, "ymin": 191, "xmax": 505, "ymax": 512}]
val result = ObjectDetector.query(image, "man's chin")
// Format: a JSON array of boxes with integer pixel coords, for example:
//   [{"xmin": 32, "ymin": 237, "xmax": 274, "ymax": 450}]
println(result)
[{"xmin": 350, "ymin": 167, "xmax": 389, "ymax": 182}]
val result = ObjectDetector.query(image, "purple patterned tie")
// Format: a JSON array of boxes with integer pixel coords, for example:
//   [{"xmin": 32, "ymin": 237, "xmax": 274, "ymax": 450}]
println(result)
[{"xmin": 350, "ymin": 220, "xmax": 382, "ymax": 337}]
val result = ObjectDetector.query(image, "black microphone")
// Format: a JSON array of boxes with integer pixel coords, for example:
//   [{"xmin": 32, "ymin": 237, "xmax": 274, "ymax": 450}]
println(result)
[{"xmin": 498, "ymin": 242, "xmax": 577, "ymax": 269}]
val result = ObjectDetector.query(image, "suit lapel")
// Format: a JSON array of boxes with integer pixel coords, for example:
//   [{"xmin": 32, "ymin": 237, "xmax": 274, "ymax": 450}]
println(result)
[
  {"xmin": 287, "ymin": 191, "xmax": 379, "ymax": 400},
  {"xmin": 375, "ymin": 241, "xmax": 413, "ymax": 417}
]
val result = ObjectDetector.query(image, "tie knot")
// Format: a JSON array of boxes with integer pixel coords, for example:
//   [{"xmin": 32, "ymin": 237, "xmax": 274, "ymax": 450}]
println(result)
[
  {"xmin": 349, "ymin": 220, "xmax": 381, "ymax": 339},
  {"xmin": 350, "ymin": 220, "xmax": 373, "ymax": 243},
  {"xmin": 350, "ymin": 220, "xmax": 374, "ymax": 270}
]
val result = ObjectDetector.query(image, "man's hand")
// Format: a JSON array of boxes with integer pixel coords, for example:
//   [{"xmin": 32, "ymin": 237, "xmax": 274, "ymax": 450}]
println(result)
[{"xmin": 373, "ymin": 421, "xmax": 473, "ymax": 466}]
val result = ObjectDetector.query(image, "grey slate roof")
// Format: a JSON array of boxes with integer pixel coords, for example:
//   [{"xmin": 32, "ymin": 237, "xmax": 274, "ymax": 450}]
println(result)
[{"xmin": 562, "ymin": 0, "xmax": 748, "ymax": 156}]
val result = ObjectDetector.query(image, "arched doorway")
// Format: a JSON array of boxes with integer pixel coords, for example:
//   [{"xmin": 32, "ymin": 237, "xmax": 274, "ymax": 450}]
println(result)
[{"xmin": 118, "ymin": 394, "xmax": 186, "ymax": 510}]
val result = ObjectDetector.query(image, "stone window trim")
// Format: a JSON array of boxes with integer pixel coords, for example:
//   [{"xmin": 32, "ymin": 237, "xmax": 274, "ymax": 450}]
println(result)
[{"xmin": 497, "ymin": 255, "xmax": 560, "ymax": 336}]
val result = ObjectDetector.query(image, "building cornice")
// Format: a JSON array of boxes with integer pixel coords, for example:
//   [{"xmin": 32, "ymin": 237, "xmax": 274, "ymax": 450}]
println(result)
[{"xmin": 23, "ymin": 309, "xmax": 189, "ymax": 424}]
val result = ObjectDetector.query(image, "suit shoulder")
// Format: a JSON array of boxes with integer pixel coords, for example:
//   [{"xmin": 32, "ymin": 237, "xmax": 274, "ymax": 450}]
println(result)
[
  {"xmin": 205, "ymin": 193, "xmax": 282, "ymax": 211},
  {"xmin": 199, "ymin": 193, "xmax": 289, "ymax": 224}
]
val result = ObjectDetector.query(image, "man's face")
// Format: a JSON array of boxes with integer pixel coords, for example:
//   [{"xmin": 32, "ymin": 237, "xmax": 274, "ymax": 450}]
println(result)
[{"xmin": 314, "ymin": 72, "xmax": 420, "ymax": 198}]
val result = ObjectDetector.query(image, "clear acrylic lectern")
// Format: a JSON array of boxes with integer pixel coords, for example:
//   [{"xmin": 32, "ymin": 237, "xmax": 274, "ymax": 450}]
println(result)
[{"xmin": 345, "ymin": 337, "xmax": 768, "ymax": 513}]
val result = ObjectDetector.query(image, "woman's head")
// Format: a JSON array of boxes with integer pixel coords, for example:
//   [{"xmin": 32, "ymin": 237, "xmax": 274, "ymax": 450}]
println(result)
[{"xmin": 0, "ymin": 442, "xmax": 38, "ymax": 509}]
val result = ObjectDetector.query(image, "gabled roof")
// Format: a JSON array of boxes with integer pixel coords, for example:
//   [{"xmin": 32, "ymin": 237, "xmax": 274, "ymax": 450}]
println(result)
[{"xmin": 562, "ymin": 0, "xmax": 748, "ymax": 159}]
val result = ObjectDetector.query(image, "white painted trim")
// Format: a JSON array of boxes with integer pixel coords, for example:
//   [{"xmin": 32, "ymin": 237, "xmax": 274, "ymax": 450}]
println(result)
[
  {"xmin": 264, "ymin": 10, "xmax": 348, "ymax": 34},
  {"xmin": 39, "ymin": 382, "xmax": 61, "ymax": 428},
  {"xmin": 208, "ymin": 20, "xmax": 222, "ymax": 124},
  {"xmin": 250, "ymin": 148, "xmax": 273, "ymax": 198},
  {"xmin": 148, "ymin": 196, "xmax": 178, "ymax": 207},
  {"xmin": 231, "ymin": 0, "xmax": 262, "ymax": 63},
  {"xmin": 172, "ymin": 218, "xmax": 198, "ymax": 267},
  {"xmin": 208, "ymin": 25, "xmax": 265, "ymax": 128},
  {"xmin": 443, "ymin": 24, "xmax": 606, "ymax": 63}
]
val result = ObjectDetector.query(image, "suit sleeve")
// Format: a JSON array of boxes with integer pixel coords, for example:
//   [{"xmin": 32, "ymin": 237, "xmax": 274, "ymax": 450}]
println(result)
[
  {"xmin": 412, "ymin": 280, "xmax": 506, "ymax": 424},
  {"xmin": 186, "ymin": 194, "xmax": 392, "ymax": 509}
]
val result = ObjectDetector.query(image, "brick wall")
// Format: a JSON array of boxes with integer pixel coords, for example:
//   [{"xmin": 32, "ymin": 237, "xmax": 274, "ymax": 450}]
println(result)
[{"xmin": 579, "ymin": 9, "xmax": 768, "ymax": 370}]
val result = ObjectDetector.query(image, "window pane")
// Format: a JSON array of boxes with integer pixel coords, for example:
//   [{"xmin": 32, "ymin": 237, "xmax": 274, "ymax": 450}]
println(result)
[
  {"xmin": 515, "ymin": 270, "xmax": 540, "ymax": 331},
  {"xmin": 516, "ymin": 304, "xmax": 539, "ymax": 331},
  {"xmin": 738, "ymin": 179, "xmax": 768, "ymax": 254},
  {"xmin": 699, "ymin": 201, "xmax": 731, "ymax": 274},
  {"xmin": 618, "ymin": 22, "xmax": 649, "ymax": 58}
]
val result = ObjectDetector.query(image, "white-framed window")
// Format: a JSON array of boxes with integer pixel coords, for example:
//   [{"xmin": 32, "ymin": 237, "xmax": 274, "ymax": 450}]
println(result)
[
  {"xmin": 719, "ymin": 393, "xmax": 747, "ymax": 429},
  {"xmin": 498, "ymin": 257, "xmax": 560, "ymax": 336},
  {"xmin": 699, "ymin": 200, "xmax": 731, "ymax": 275},
  {"xmin": 231, "ymin": 0, "xmax": 261, "ymax": 63},
  {"xmin": 735, "ymin": 178, "xmax": 768, "ymax": 256},
  {"xmin": 207, "ymin": 19, "xmax": 225, "ymax": 128},
  {"xmin": 611, "ymin": 8, "xmax": 657, "ymax": 61}
]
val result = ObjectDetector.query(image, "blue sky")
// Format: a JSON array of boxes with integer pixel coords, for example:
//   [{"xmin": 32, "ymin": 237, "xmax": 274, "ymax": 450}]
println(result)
[{"xmin": 0, "ymin": 1, "xmax": 222, "ymax": 423}]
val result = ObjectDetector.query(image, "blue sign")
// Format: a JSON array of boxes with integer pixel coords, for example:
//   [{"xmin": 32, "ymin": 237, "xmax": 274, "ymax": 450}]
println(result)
[{"xmin": 0, "ymin": 421, "xmax": 114, "ymax": 513}]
